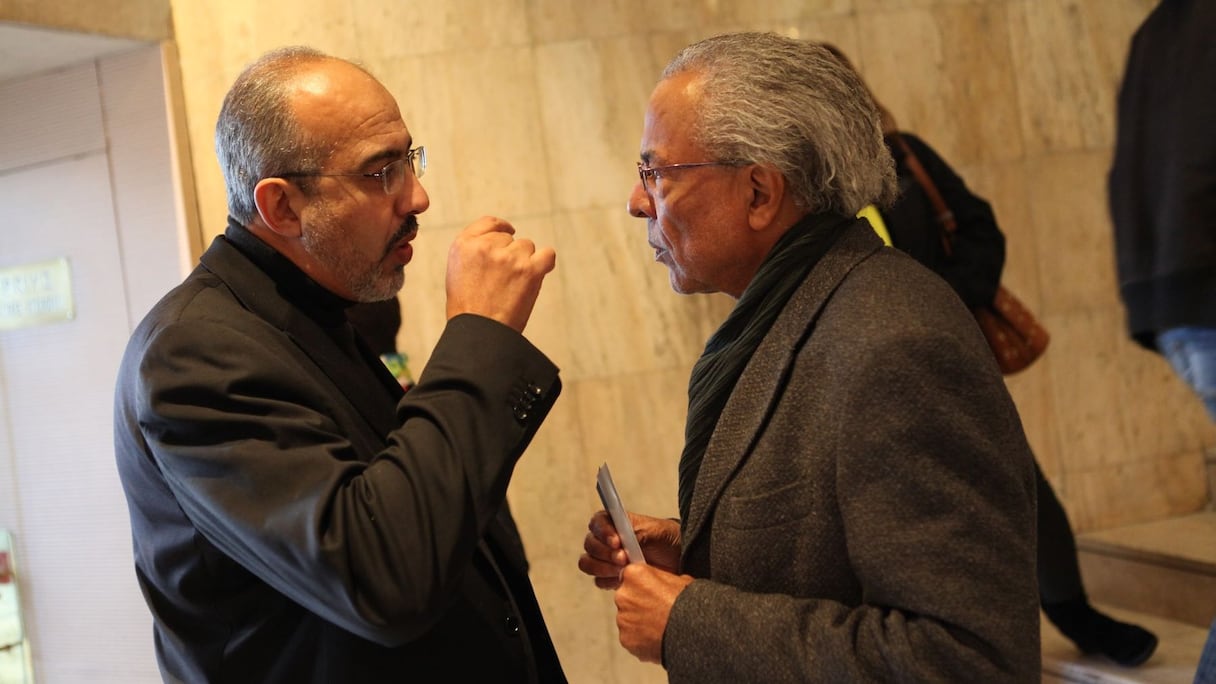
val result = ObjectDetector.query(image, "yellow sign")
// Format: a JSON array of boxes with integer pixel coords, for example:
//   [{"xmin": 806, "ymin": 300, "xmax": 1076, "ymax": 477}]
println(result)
[{"xmin": 0, "ymin": 258, "xmax": 75, "ymax": 331}]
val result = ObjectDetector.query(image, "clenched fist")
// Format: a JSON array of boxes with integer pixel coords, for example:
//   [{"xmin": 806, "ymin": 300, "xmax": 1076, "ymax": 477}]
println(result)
[{"xmin": 445, "ymin": 216, "xmax": 556, "ymax": 332}]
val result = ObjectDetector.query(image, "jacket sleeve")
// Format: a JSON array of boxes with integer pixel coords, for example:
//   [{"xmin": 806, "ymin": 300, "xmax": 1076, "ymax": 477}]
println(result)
[
  {"xmin": 130, "ymin": 312, "xmax": 559, "ymax": 646},
  {"xmin": 899, "ymin": 132, "xmax": 1006, "ymax": 309}
]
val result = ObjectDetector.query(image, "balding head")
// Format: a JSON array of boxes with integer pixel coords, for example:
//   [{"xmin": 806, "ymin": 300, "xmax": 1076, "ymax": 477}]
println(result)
[{"xmin": 215, "ymin": 47, "xmax": 380, "ymax": 224}]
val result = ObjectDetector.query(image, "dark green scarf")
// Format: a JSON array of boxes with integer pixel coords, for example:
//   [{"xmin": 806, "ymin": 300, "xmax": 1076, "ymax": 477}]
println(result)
[{"xmin": 678, "ymin": 212, "xmax": 853, "ymax": 523}]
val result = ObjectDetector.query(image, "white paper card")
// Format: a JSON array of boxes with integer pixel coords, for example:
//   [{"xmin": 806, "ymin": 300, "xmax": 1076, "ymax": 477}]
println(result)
[{"xmin": 596, "ymin": 463, "xmax": 646, "ymax": 565}]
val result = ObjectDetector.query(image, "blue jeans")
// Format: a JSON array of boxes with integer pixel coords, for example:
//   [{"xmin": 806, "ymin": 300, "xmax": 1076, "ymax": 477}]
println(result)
[
  {"xmin": 1197, "ymin": 619, "xmax": 1216, "ymax": 684},
  {"xmin": 1157, "ymin": 326, "xmax": 1216, "ymax": 423}
]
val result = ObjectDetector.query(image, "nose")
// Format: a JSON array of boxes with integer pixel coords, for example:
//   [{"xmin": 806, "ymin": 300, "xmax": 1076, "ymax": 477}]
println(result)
[
  {"xmin": 627, "ymin": 181, "xmax": 653, "ymax": 218},
  {"xmin": 400, "ymin": 173, "xmax": 430, "ymax": 215}
]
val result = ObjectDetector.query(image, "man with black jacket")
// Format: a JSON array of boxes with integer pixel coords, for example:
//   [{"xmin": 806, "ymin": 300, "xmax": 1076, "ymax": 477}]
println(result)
[{"xmin": 114, "ymin": 46, "xmax": 565, "ymax": 683}]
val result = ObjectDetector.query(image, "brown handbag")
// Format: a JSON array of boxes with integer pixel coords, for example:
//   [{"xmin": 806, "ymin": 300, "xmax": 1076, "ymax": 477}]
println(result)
[{"xmin": 892, "ymin": 135, "xmax": 1049, "ymax": 374}]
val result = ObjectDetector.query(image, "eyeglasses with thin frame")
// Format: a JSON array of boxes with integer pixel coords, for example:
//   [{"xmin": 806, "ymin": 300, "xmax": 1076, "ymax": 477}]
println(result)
[
  {"xmin": 279, "ymin": 146, "xmax": 426, "ymax": 195},
  {"xmin": 636, "ymin": 159, "xmax": 744, "ymax": 193}
]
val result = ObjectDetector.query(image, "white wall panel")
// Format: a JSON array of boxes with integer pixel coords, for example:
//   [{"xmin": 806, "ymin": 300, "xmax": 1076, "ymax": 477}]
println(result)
[
  {"xmin": 0, "ymin": 47, "xmax": 178, "ymax": 684},
  {"xmin": 100, "ymin": 46, "xmax": 190, "ymax": 328},
  {"xmin": 0, "ymin": 64, "xmax": 106, "ymax": 175},
  {"xmin": 0, "ymin": 153, "xmax": 156, "ymax": 683}
]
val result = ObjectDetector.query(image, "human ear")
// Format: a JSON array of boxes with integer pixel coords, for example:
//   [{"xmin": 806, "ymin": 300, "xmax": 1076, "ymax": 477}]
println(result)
[
  {"xmin": 253, "ymin": 177, "xmax": 304, "ymax": 238},
  {"xmin": 745, "ymin": 164, "xmax": 786, "ymax": 230}
]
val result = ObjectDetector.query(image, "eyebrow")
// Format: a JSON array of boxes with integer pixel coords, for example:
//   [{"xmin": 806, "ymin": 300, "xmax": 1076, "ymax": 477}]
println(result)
[{"xmin": 357, "ymin": 139, "xmax": 412, "ymax": 169}]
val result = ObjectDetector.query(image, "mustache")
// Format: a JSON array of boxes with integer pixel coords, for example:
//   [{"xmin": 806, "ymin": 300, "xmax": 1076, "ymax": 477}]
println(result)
[{"xmin": 383, "ymin": 215, "xmax": 419, "ymax": 257}]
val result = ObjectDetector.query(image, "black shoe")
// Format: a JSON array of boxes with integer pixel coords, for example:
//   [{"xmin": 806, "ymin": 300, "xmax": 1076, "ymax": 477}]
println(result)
[
  {"xmin": 1043, "ymin": 598, "xmax": 1159, "ymax": 667},
  {"xmin": 1090, "ymin": 618, "xmax": 1158, "ymax": 667}
]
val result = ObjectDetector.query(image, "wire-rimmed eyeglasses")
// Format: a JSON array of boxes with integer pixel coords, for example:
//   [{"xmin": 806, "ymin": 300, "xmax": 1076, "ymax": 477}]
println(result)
[
  {"xmin": 279, "ymin": 146, "xmax": 426, "ymax": 195},
  {"xmin": 636, "ymin": 159, "xmax": 744, "ymax": 193}
]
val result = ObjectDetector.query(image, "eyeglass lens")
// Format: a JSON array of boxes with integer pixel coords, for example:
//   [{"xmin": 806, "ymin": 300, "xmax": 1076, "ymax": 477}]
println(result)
[
  {"xmin": 382, "ymin": 148, "xmax": 426, "ymax": 195},
  {"xmin": 409, "ymin": 146, "xmax": 426, "ymax": 179}
]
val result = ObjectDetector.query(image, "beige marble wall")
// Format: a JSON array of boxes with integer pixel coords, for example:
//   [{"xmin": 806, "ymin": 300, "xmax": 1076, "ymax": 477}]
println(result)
[
  {"xmin": 166, "ymin": 0, "xmax": 1215, "ymax": 679},
  {"xmin": 0, "ymin": 0, "xmax": 171, "ymax": 40}
]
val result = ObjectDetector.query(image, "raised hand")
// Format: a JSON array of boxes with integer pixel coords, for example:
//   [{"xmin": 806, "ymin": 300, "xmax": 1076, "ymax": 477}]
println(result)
[{"xmin": 445, "ymin": 216, "xmax": 556, "ymax": 332}]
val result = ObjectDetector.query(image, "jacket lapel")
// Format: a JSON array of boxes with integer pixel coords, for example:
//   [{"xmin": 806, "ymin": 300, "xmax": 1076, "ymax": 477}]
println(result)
[
  {"xmin": 681, "ymin": 222, "xmax": 884, "ymax": 552},
  {"xmin": 283, "ymin": 308, "xmax": 402, "ymax": 438},
  {"xmin": 199, "ymin": 237, "xmax": 400, "ymax": 443}
]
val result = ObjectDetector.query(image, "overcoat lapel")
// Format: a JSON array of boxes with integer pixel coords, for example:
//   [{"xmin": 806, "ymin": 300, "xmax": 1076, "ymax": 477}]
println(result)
[{"xmin": 681, "ymin": 223, "xmax": 884, "ymax": 553}]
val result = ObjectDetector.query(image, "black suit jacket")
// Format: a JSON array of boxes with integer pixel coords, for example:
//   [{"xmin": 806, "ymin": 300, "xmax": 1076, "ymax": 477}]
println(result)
[{"xmin": 114, "ymin": 228, "xmax": 565, "ymax": 683}]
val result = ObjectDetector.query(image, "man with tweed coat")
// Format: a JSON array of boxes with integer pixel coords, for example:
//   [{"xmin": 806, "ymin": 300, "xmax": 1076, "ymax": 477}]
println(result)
[{"xmin": 579, "ymin": 33, "xmax": 1039, "ymax": 683}]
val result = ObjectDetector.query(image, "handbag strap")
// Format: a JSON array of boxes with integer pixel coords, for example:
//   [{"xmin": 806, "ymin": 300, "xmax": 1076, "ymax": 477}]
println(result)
[{"xmin": 891, "ymin": 133, "xmax": 957, "ymax": 256}]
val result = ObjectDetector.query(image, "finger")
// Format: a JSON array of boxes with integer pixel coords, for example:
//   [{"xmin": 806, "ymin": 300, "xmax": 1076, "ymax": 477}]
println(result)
[
  {"xmin": 461, "ymin": 215, "xmax": 516, "ymax": 238},
  {"xmin": 588, "ymin": 510, "xmax": 619, "ymax": 544},
  {"xmin": 509, "ymin": 237, "xmax": 536, "ymax": 254},
  {"xmin": 583, "ymin": 531, "xmax": 616, "ymax": 558},
  {"xmin": 531, "ymin": 246, "xmax": 557, "ymax": 274},
  {"xmin": 583, "ymin": 557, "xmax": 627, "ymax": 589},
  {"xmin": 594, "ymin": 576, "xmax": 621, "ymax": 590},
  {"xmin": 505, "ymin": 239, "xmax": 557, "ymax": 277},
  {"xmin": 585, "ymin": 516, "xmax": 621, "ymax": 548},
  {"xmin": 579, "ymin": 542, "xmax": 628, "ymax": 574},
  {"xmin": 619, "ymin": 562, "xmax": 647, "ymax": 586},
  {"xmin": 577, "ymin": 552, "xmax": 609, "ymax": 576}
]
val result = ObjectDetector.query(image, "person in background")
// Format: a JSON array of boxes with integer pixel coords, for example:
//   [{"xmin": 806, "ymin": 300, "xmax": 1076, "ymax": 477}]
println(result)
[
  {"xmin": 114, "ymin": 46, "xmax": 565, "ymax": 683},
  {"xmin": 1107, "ymin": 2, "xmax": 1216, "ymax": 681},
  {"xmin": 821, "ymin": 43, "xmax": 1159, "ymax": 668},
  {"xmin": 579, "ymin": 32, "xmax": 1039, "ymax": 681},
  {"xmin": 1109, "ymin": 0, "xmax": 1216, "ymax": 423}
]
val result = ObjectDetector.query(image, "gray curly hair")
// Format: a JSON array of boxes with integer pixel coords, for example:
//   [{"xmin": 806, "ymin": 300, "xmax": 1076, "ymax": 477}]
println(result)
[
  {"xmin": 661, "ymin": 32, "xmax": 897, "ymax": 215},
  {"xmin": 215, "ymin": 46, "xmax": 338, "ymax": 224}
]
